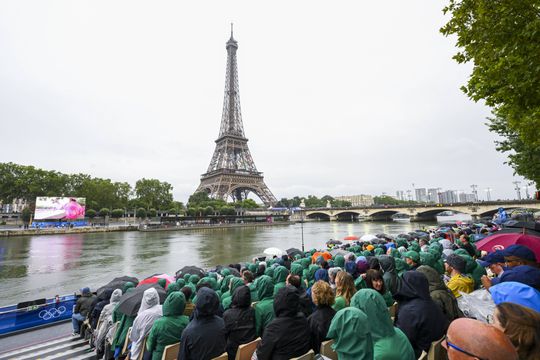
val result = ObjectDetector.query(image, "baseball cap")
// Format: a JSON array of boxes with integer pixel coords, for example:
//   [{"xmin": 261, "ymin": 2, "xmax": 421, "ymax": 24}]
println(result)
[
  {"xmin": 502, "ymin": 245, "xmax": 537, "ymax": 263},
  {"xmin": 477, "ymin": 250, "xmax": 505, "ymax": 267}
]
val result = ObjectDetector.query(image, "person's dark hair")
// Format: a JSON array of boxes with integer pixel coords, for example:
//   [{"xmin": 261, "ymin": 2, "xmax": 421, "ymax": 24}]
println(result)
[
  {"xmin": 242, "ymin": 270, "xmax": 254, "ymax": 283},
  {"xmin": 287, "ymin": 274, "xmax": 301, "ymax": 289},
  {"xmin": 368, "ymin": 257, "xmax": 381, "ymax": 271},
  {"xmin": 181, "ymin": 286, "xmax": 193, "ymax": 301},
  {"xmin": 365, "ymin": 269, "xmax": 386, "ymax": 294},
  {"xmin": 320, "ymin": 260, "xmax": 329, "ymax": 270},
  {"xmin": 256, "ymin": 264, "xmax": 266, "ymax": 277},
  {"xmin": 480, "ymin": 228, "xmax": 489, "ymax": 234},
  {"xmin": 496, "ymin": 302, "xmax": 540, "ymax": 360},
  {"xmin": 196, "ymin": 282, "xmax": 211, "ymax": 291}
]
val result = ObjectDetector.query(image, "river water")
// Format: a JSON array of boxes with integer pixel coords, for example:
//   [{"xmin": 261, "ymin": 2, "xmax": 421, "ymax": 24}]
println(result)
[{"xmin": 0, "ymin": 221, "xmax": 432, "ymax": 306}]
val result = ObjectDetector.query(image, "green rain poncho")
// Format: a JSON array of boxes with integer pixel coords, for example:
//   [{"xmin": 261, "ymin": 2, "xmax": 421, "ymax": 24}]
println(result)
[
  {"xmin": 166, "ymin": 283, "xmax": 180, "ymax": 298},
  {"xmin": 333, "ymin": 255, "xmax": 345, "ymax": 269},
  {"xmin": 394, "ymin": 258, "xmax": 410, "ymax": 277},
  {"xmin": 299, "ymin": 257, "xmax": 311, "ymax": 269},
  {"xmin": 111, "ymin": 284, "xmax": 136, "ymax": 350},
  {"xmin": 176, "ymin": 279, "xmax": 186, "ymax": 288},
  {"xmin": 290, "ymin": 263, "xmax": 303, "ymax": 277},
  {"xmin": 419, "ymin": 252, "xmax": 436, "ymax": 269},
  {"xmin": 222, "ymin": 277, "xmax": 245, "ymax": 310},
  {"xmin": 146, "ymin": 291, "xmax": 189, "ymax": 360},
  {"xmin": 455, "ymin": 252, "xmax": 485, "ymax": 289},
  {"xmin": 264, "ymin": 266, "xmax": 275, "ymax": 279},
  {"xmin": 350, "ymin": 289, "xmax": 415, "ymax": 360},
  {"xmin": 389, "ymin": 248, "xmax": 401, "ymax": 259},
  {"xmin": 254, "ymin": 275, "xmax": 274, "ymax": 336},
  {"xmin": 272, "ymin": 266, "xmax": 289, "ymax": 296},
  {"xmin": 327, "ymin": 307, "xmax": 374, "ymax": 360},
  {"xmin": 374, "ymin": 248, "xmax": 385, "ymax": 256},
  {"xmin": 219, "ymin": 275, "xmax": 233, "ymax": 296},
  {"xmin": 304, "ymin": 265, "xmax": 319, "ymax": 288}
]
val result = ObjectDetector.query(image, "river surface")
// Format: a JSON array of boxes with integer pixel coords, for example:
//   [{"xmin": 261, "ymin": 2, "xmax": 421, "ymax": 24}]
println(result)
[{"xmin": 0, "ymin": 221, "xmax": 432, "ymax": 306}]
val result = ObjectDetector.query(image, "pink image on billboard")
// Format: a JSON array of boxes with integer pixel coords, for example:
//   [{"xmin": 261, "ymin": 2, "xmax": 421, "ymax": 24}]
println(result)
[{"xmin": 34, "ymin": 197, "xmax": 86, "ymax": 220}]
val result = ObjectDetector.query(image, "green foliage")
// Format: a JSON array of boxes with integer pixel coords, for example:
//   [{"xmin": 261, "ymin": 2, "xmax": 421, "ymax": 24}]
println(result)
[
  {"xmin": 441, "ymin": 0, "xmax": 540, "ymax": 188},
  {"xmin": 136, "ymin": 207, "xmax": 147, "ymax": 218},
  {"xmin": 275, "ymin": 195, "xmax": 351, "ymax": 208},
  {"xmin": 234, "ymin": 199, "xmax": 259, "ymax": 209},
  {"xmin": 219, "ymin": 206, "xmax": 236, "ymax": 215},
  {"xmin": 203, "ymin": 206, "xmax": 214, "ymax": 216},
  {"xmin": 86, "ymin": 209, "xmax": 97, "ymax": 218},
  {"xmin": 21, "ymin": 207, "xmax": 32, "ymax": 223},
  {"xmin": 187, "ymin": 191, "xmax": 227, "ymax": 210},
  {"xmin": 134, "ymin": 179, "xmax": 173, "ymax": 210},
  {"xmin": 111, "ymin": 209, "xmax": 124, "ymax": 218},
  {"xmin": 148, "ymin": 208, "xmax": 157, "ymax": 217},
  {"xmin": 98, "ymin": 208, "xmax": 110, "ymax": 217},
  {"xmin": 373, "ymin": 195, "xmax": 416, "ymax": 206}
]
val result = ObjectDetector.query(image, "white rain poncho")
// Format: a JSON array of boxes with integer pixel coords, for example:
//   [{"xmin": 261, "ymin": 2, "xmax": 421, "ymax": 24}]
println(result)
[
  {"xmin": 95, "ymin": 289, "xmax": 123, "ymax": 353},
  {"xmin": 129, "ymin": 287, "xmax": 162, "ymax": 360}
]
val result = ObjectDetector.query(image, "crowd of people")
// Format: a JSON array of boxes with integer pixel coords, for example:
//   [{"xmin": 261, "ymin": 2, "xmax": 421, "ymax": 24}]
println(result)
[{"xmin": 71, "ymin": 223, "xmax": 540, "ymax": 360}]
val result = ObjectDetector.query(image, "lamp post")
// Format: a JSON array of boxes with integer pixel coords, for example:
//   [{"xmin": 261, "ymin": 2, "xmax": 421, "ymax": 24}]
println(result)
[{"xmin": 300, "ymin": 199, "xmax": 306, "ymax": 252}]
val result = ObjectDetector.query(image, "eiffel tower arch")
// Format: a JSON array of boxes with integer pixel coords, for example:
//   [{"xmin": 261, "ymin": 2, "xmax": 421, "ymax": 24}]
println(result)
[{"xmin": 195, "ymin": 26, "xmax": 277, "ymax": 207}]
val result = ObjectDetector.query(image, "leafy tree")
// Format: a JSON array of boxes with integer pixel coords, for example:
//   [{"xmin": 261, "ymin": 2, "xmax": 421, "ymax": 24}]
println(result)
[
  {"xmin": 86, "ymin": 209, "xmax": 97, "ymax": 218},
  {"xmin": 111, "ymin": 209, "xmax": 124, "ymax": 218},
  {"xmin": 373, "ymin": 195, "xmax": 416, "ymax": 206},
  {"xmin": 136, "ymin": 207, "xmax": 146, "ymax": 219},
  {"xmin": 168, "ymin": 208, "xmax": 178, "ymax": 215},
  {"xmin": 220, "ymin": 206, "xmax": 236, "ymax": 215},
  {"xmin": 135, "ymin": 178, "xmax": 173, "ymax": 210},
  {"xmin": 234, "ymin": 199, "xmax": 259, "ymax": 209},
  {"xmin": 441, "ymin": 0, "xmax": 540, "ymax": 187},
  {"xmin": 148, "ymin": 208, "xmax": 157, "ymax": 218},
  {"xmin": 99, "ymin": 208, "xmax": 110, "ymax": 217},
  {"xmin": 203, "ymin": 206, "xmax": 214, "ymax": 216},
  {"xmin": 186, "ymin": 207, "xmax": 197, "ymax": 217}
]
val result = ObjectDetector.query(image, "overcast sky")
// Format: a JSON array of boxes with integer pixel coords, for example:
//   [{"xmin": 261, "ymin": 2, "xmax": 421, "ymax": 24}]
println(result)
[{"xmin": 0, "ymin": 1, "xmax": 532, "ymax": 203}]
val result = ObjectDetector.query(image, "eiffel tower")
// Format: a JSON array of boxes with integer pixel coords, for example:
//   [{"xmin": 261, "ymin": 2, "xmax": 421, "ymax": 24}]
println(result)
[{"xmin": 195, "ymin": 26, "xmax": 277, "ymax": 207}]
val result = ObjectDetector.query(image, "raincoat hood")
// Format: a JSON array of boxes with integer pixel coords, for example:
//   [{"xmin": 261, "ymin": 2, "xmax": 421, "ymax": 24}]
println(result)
[
  {"xmin": 273, "ymin": 286, "xmax": 300, "ymax": 318},
  {"xmin": 290, "ymin": 263, "xmax": 303, "ymax": 276},
  {"xmin": 110, "ymin": 289, "xmax": 122, "ymax": 303},
  {"xmin": 395, "ymin": 271, "xmax": 430, "ymax": 300},
  {"xmin": 350, "ymin": 289, "xmax": 394, "ymax": 340},
  {"xmin": 176, "ymin": 279, "xmax": 186, "ymax": 288},
  {"xmin": 273, "ymin": 266, "xmax": 289, "ymax": 284},
  {"xmin": 490, "ymin": 281, "xmax": 540, "ymax": 313},
  {"xmin": 256, "ymin": 275, "xmax": 274, "ymax": 300},
  {"xmin": 231, "ymin": 285, "xmax": 251, "ymax": 308},
  {"xmin": 299, "ymin": 258, "xmax": 311, "ymax": 269},
  {"xmin": 189, "ymin": 274, "xmax": 200, "ymax": 285},
  {"xmin": 157, "ymin": 278, "xmax": 167, "ymax": 288},
  {"xmin": 220, "ymin": 275, "xmax": 233, "ymax": 293},
  {"xmin": 306, "ymin": 265, "xmax": 319, "ymax": 281},
  {"xmin": 416, "ymin": 265, "xmax": 447, "ymax": 292},
  {"xmin": 123, "ymin": 282, "xmax": 135, "ymax": 292},
  {"xmin": 314, "ymin": 269, "xmax": 329, "ymax": 282},
  {"xmin": 419, "ymin": 252, "xmax": 436, "ymax": 268},
  {"xmin": 334, "ymin": 255, "xmax": 345, "ymax": 268},
  {"xmin": 139, "ymin": 287, "xmax": 160, "ymax": 314},
  {"xmin": 162, "ymin": 291, "xmax": 186, "ymax": 316},
  {"xmin": 221, "ymin": 268, "xmax": 231, "ymax": 277},
  {"xmin": 198, "ymin": 276, "xmax": 218, "ymax": 291},
  {"xmin": 195, "ymin": 287, "xmax": 220, "ymax": 317},
  {"xmin": 378, "ymin": 255, "xmax": 396, "ymax": 273},
  {"xmin": 229, "ymin": 277, "xmax": 245, "ymax": 295},
  {"xmin": 264, "ymin": 266, "xmax": 274, "ymax": 278},
  {"xmin": 327, "ymin": 307, "xmax": 373, "ymax": 360},
  {"xmin": 166, "ymin": 283, "xmax": 180, "ymax": 297}
]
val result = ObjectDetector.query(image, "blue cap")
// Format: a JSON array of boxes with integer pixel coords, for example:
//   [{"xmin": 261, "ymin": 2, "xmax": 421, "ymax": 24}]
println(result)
[
  {"xmin": 490, "ymin": 281, "xmax": 540, "ymax": 313},
  {"xmin": 478, "ymin": 250, "xmax": 505, "ymax": 267},
  {"xmin": 501, "ymin": 245, "xmax": 537, "ymax": 262},
  {"xmin": 80, "ymin": 287, "xmax": 91, "ymax": 295}
]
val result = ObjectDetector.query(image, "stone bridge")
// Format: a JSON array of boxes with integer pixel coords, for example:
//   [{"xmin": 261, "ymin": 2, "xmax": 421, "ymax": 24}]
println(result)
[{"xmin": 303, "ymin": 200, "xmax": 540, "ymax": 221}]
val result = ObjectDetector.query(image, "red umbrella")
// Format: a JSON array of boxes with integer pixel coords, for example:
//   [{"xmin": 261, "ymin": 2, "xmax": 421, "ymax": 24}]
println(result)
[
  {"xmin": 137, "ymin": 274, "xmax": 175, "ymax": 289},
  {"xmin": 475, "ymin": 233, "xmax": 540, "ymax": 261},
  {"xmin": 344, "ymin": 235, "xmax": 359, "ymax": 241}
]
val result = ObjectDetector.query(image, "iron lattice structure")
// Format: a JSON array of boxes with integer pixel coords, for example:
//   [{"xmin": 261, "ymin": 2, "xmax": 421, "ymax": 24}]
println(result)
[{"xmin": 196, "ymin": 28, "xmax": 277, "ymax": 207}]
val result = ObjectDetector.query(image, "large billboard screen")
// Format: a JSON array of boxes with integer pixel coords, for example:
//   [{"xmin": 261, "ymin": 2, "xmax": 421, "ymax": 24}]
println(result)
[{"xmin": 34, "ymin": 197, "xmax": 86, "ymax": 220}]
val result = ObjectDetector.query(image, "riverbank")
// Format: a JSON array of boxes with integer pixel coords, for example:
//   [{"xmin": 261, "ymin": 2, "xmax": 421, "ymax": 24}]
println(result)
[{"xmin": 0, "ymin": 221, "xmax": 293, "ymax": 237}]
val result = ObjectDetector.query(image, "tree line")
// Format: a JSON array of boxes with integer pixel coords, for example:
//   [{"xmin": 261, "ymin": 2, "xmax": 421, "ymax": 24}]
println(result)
[
  {"xmin": 0, "ymin": 162, "xmax": 180, "ymax": 215},
  {"xmin": 275, "ymin": 195, "xmax": 352, "ymax": 208}
]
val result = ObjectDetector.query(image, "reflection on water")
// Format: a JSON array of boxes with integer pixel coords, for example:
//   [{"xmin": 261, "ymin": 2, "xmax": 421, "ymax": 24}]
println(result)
[{"xmin": 0, "ymin": 221, "xmax": 431, "ymax": 305}]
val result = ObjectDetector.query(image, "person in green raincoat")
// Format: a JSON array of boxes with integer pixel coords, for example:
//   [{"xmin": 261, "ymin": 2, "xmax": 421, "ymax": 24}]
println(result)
[
  {"xmin": 304, "ymin": 264, "xmax": 319, "ymax": 288},
  {"xmin": 394, "ymin": 258, "xmax": 410, "ymax": 277},
  {"xmin": 166, "ymin": 283, "xmax": 180, "ymax": 298},
  {"xmin": 111, "ymin": 282, "xmax": 136, "ymax": 355},
  {"xmin": 350, "ymin": 289, "xmax": 415, "ymax": 360},
  {"xmin": 327, "ymin": 307, "xmax": 374, "ymax": 360},
  {"xmin": 253, "ymin": 275, "xmax": 274, "ymax": 336},
  {"xmin": 333, "ymin": 255, "xmax": 345, "ymax": 269},
  {"xmin": 146, "ymin": 291, "xmax": 189, "ymax": 360},
  {"xmin": 272, "ymin": 266, "xmax": 289, "ymax": 296},
  {"xmin": 176, "ymin": 278, "xmax": 186, "ymax": 288},
  {"xmin": 222, "ymin": 277, "xmax": 244, "ymax": 310}
]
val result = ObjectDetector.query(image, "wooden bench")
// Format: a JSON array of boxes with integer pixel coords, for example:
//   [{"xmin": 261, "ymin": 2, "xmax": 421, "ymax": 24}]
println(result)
[
  {"xmin": 291, "ymin": 349, "xmax": 315, "ymax": 360},
  {"xmin": 212, "ymin": 352, "xmax": 228, "ymax": 360},
  {"xmin": 162, "ymin": 341, "xmax": 180, "ymax": 360},
  {"xmin": 427, "ymin": 335, "xmax": 446, "ymax": 360},
  {"xmin": 235, "ymin": 337, "xmax": 261, "ymax": 360},
  {"xmin": 320, "ymin": 339, "xmax": 338, "ymax": 360}
]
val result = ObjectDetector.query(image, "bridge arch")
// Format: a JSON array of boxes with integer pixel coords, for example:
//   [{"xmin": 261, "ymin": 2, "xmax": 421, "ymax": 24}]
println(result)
[
  {"xmin": 306, "ymin": 211, "xmax": 331, "ymax": 221},
  {"xmin": 369, "ymin": 210, "xmax": 400, "ymax": 221}
]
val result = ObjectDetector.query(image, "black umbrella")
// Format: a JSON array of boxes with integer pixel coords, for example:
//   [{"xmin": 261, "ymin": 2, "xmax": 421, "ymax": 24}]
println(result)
[
  {"xmin": 396, "ymin": 234, "xmax": 412, "ymax": 241},
  {"xmin": 504, "ymin": 220, "xmax": 540, "ymax": 231},
  {"xmin": 286, "ymin": 248, "xmax": 303, "ymax": 257},
  {"xmin": 326, "ymin": 239, "xmax": 343, "ymax": 245},
  {"xmin": 96, "ymin": 276, "xmax": 139, "ymax": 297},
  {"xmin": 175, "ymin": 266, "xmax": 206, "ymax": 280},
  {"xmin": 375, "ymin": 233, "xmax": 394, "ymax": 241},
  {"xmin": 115, "ymin": 283, "xmax": 166, "ymax": 316},
  {"xmin": 497, "ymin": 227, "xmax": 540, "ymax": 237}
]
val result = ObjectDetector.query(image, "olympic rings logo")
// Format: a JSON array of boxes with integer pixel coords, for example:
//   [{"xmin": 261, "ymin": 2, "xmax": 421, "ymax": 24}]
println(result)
[{"xmin": 38, "ymin": 306, "xmax": 66, "ymax": 320}]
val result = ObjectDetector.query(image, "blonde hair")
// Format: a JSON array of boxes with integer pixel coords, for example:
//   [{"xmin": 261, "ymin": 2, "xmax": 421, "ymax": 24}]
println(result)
[
  {"xmin": 311, "ymin": 280, "xmax": 335, "ymax": 306},
  {"xmin": 335, "ymin": 271, "xmax": 356, "ymax": 305}
]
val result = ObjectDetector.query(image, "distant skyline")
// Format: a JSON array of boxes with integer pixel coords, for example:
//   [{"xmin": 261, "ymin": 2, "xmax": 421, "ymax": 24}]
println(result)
[{"xmin": 0, "ymin": 1, "xmax": 531, "ymax": 204}]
